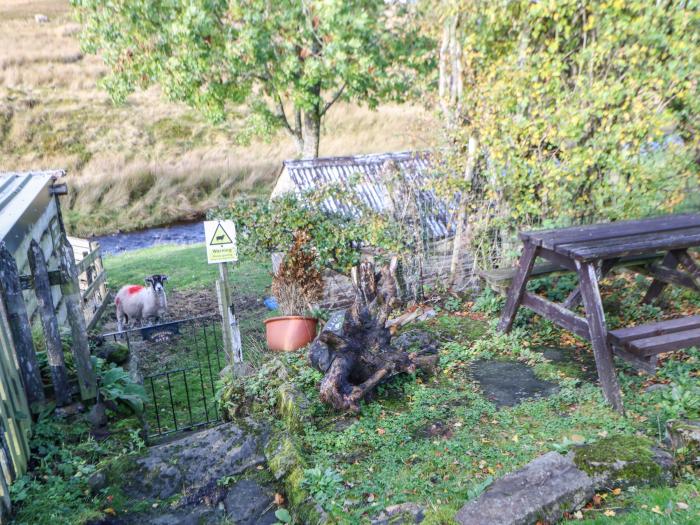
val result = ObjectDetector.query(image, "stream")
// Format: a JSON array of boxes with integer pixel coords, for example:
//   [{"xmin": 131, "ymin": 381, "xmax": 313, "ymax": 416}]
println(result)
[{"xmin": 92, "ymin": 221, "xmax": 205, "ymax": 256}]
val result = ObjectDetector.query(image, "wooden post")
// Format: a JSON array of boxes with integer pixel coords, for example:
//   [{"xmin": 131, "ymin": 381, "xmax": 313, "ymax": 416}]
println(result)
[
  {"xmin": 216, "ymin": 262, "xmax": 243, "ymax": 365},
  {"xmin": 642, "ymin": 251, "xmax": 680, "ymax": 304},
  {"xmin": 563, "ymin": 258, "xmax": 619, "ymax": 310},
  {"xmin": 674, "ymin": 250, "xmax": 700, "ymax": 291},
  {"xmin": 58, "ymin": 238, "xmax": 97, "ymax": 400},
  {"xmin": 497, "ymin": 242, "xmax": 538, "ymax": 333},
  {"xmin": 577, "ymin": 260, "xmax": 624, "ymax": 413},
  {"xmin": 0, "ymin": 242, "xmax": 45, "ymax": 409},
  {"xmin": 27, "ymin": 240, "xmax": 71, "ymax": 407}
]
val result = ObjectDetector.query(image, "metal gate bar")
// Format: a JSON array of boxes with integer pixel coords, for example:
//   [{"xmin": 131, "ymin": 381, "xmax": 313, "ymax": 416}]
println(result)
[{"xmin": 101, "ymin": 314, "xmax": 224, "ymax": 440}]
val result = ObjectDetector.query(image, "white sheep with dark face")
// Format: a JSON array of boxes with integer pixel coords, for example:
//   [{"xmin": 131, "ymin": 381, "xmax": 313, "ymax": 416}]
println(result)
[{"xmin": 115, "ymin": 274, "xmax": 168, "ymax": 331}]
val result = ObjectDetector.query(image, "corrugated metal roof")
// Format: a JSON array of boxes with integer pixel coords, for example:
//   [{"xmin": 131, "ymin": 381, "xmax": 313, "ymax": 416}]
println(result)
[
  {"xmin": 280, "ymin": 151, "xmax": 456, "ymax": 239},
  {"xmin": 0, "ymin": 170, "xmax": 65, "ymax": 251}
]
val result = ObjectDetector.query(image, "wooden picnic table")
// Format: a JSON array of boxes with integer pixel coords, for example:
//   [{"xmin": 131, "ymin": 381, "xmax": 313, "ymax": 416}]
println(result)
[{"xmin": 498, "ymin": 213, "xmax": 700, "ymax": 412}]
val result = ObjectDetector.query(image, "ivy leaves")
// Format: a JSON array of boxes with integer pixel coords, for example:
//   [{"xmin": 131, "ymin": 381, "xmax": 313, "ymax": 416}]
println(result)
[
  {"xmin": 434, "ymin": 0, "xmax": 700, "ymax": 268},
  {"xmin": 212, "ymin": 192, "xmax": 407, "ymax": 274}
]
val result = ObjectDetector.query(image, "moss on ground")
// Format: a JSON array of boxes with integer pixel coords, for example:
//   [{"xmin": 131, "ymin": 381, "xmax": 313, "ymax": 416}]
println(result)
[{"xmin": 573, "ymin": 435, "xmax": 665, "ymax": 487}]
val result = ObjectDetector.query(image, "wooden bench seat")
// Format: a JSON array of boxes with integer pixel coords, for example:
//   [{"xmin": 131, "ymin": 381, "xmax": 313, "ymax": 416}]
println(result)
[
  {"xmin": 608, "ymin": 315, "xmax": 700, "ymax": 373},
  {"xmin": 481, "ymin": 253, "xmax": 662, "ymax": 294}
]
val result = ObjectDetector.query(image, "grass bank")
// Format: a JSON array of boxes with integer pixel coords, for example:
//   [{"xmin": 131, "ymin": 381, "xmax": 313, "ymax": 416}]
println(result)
[{"xmin": 1, "ymin": 1, "xmax": 436, "ymax": 236}]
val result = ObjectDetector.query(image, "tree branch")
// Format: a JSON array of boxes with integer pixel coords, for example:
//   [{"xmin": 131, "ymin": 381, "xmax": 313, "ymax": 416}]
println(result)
[
  {"xmin": 320, "ymin": 83, "xmax": 347, "ymax": 117},
  {"xmin": 273, "ymin": 91, "xmax": 295, "ymax": 136}
]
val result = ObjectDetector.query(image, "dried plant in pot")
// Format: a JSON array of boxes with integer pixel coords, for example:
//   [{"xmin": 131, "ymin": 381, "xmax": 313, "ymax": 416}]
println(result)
[{"xmin": 265, "ymin": 231, "xmax": 324, "ymax": 351}]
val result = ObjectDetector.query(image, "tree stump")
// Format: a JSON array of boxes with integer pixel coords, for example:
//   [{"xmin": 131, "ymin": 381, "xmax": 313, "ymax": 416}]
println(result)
[{"xmin": 308, "ymin": 259, "xmax": 438, "ymax": 412}]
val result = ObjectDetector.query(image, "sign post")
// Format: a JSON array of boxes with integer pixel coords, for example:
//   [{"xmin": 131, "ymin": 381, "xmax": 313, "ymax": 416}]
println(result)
[{"xmin": 204, "ymin": 220, "xmax": 243, "ymax": 367}]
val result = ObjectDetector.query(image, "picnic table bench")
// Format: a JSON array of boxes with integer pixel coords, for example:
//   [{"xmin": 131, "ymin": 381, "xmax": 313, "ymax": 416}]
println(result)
[{"xmin": 497, "ymin": 213, "xmax": 700, "ymax": 412}]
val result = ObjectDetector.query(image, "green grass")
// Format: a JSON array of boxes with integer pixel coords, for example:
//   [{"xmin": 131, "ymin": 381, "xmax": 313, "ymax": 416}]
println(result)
[
  {"xmin": 298, "ymin": 349, "xmax": 636, "ymax": 522},
  {"xmin": 232, "ymin": 272, "xmax": 700, "ymax": 524},
  {"xmin": 103, "ymin": 243, "xmax": 271, "ymax": 295},
  {"xmin": 576, "ymin": 481, "xmax": 700, "ymax": 524},
  {"xmin": 141, "ymin": 320, "xmax": 226, "ymax": 437}
]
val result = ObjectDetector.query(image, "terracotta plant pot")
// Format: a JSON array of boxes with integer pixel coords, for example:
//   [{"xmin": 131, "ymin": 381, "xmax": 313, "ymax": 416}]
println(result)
[{"xmin": 264, "ymin": 316, "xmax": 318, "ymax": 351}]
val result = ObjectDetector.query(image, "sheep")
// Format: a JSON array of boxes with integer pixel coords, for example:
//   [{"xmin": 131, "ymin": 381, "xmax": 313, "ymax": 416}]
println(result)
[{"xmin": 115, "ymin": 274, "xmax": 168, "ymax": 331}]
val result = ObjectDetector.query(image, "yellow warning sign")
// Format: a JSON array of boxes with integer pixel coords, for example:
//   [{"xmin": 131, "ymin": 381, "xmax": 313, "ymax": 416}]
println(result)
[
  {"xmin": 203, "ymin": 220, "xmax": 238, "ymax": 264},
  {"xmin": 209, "ymin": 223, "xmax": 233, "ymax": 245}
]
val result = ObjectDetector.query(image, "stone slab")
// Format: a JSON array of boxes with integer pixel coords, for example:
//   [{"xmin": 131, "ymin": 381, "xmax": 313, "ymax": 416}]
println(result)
[{"xmin": 455, "ymin": 452, "xmax": 594, "ymax": 525}]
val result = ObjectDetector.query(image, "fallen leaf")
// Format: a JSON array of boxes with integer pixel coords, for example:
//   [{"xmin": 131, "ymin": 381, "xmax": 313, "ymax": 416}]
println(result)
[
  {"xmin": 274, "ymin": 493, "xmax": 285, "ymax": 506},
  {"xmin": 676, "ymin": 501, "xmax": 689, "ymax": 510},
  {"xmin": 604, "ymin": 510, "xmax": 616, "ymax": 517},
  {"xmin": 573, "ymin": 510, "xmax": 583, "ymax": 520},
  {"xmin": 512, "ymin": 434, "xmax": 519, "ymax": 443},
  {"xmin": 651, "ymin": 505, "xmax": 663, "ymax": 515},
  {"xmin": 570, "ymin": 434, "xmax": 585, "ymax": 444},
  {"xmin": 592, "ymin": 494, "xmax": 602, "ymax": 507},
  {"xmin": 104, "ymin": 508, "xmax": 116, "ymax": 516},
  {"xmin": 612, "ymin": 488, "xmax": 622, "ymax": 495},
  {"xmin": 376, "ymin": 428, "xmax": 386, "ymax": 436}
]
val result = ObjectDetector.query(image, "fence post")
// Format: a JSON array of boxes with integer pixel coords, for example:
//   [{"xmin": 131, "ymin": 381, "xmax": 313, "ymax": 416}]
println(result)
[
  {"xmin": 0, "ymin": 242, "xmax": 45, "ymax": 409},
  {"xmin": 59, "ymin": 238, "xmax": 97, "ymax": 400},
  {"xmin": 27, "ymin": 240, "xmax": 71, "ymax": 407},
  {"xmin": 216, "ymin": 262, "xmax": 243, "ymax": 366}
]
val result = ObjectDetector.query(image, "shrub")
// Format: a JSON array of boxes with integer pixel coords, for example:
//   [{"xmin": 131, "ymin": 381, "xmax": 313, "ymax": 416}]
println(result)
[{"xmin": 272, "ymin": 231, "xmax": 324, "ymax": 316}]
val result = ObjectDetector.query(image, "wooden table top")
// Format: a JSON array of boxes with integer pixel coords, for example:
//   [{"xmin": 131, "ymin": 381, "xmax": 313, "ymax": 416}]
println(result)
[{"xmin": 519, "ymin": 214, "xmax": 700, "ymax": 262}]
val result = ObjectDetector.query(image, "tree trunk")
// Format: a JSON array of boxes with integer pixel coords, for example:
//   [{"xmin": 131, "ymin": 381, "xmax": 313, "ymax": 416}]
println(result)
[
  {"xmin": 449, "ymin": 135, "xmax": 478, "ymax": 288},
  {"xmin": 308, "ymin": 259, "xmax": 439, "ymax": 412},
  {"xmin": 301, "ymin": 105, "xmax": 321, "ymax": 158},
  {"xmin": 438, "ymin": 13, "xmax": 462, "ymax": 127}
]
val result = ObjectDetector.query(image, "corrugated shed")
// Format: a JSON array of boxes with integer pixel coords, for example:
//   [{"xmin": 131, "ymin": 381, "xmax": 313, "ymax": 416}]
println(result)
[{"xmin": 275, "ymin": 151, "xmax": 456, "ymax": 240}]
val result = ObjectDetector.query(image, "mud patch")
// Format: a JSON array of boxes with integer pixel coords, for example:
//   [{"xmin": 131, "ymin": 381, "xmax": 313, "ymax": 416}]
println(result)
[
  {"xmin": 470, "ymin": 360, "xmax": 558, "ymax": 408},
  {"xmin": 415, "ymin": 420, "xmax": 454, "ymax": 440}
]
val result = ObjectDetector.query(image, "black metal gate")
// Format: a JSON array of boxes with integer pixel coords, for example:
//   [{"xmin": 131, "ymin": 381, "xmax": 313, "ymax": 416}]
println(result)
[{"xmin": 101, "ymin": 314, "xmax": 225, "ymax": 440}]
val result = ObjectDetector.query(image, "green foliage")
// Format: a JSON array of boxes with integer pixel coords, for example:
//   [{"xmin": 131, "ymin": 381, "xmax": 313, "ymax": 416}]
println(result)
[
  {"xmin": 471, "ymin": 288, "xmax": 505, "ymax": 317},
  {"xmin": 92, "ymin": 357, "xmax": 147, "ymax": 415},
  {"xmin": 72, "ymin": 0, "xmax": 433, "ymax": 156},
  {"xmin": 9, "ymin": 410, "xmax": 144, "ymax": 525},
  {"xmin": 646, "ymin": 348, "xmax": 700, "ymax": 423},
  {"xmin": 434, "ymin": 0, "xmax": 699, "ymax": 268},
  {"xmin": 442, "ymin": 296, "xmax": 463, "ymax": 313},
  {"xmin": 274, "ymin": 508, "xmax": 292, "ymax": 524},
  {"xmin": 212, "ymin": 193, "xmax": 406, "ymax": 273},
  {"xmin": 301, "ymin": 466, "xmax": 345, "ymax": 515}
]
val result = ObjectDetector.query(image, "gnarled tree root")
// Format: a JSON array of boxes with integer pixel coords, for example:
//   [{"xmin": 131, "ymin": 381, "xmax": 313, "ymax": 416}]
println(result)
[{"xmin": 309, "ymin": 259, "xmax": 438, "ymax": 412}]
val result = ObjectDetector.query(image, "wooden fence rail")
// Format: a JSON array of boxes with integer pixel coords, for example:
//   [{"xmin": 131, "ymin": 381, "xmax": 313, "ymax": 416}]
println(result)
[
  {"xmin": 0, "ymin": 275, "xmax": 33, "ymax": 522},
  {"xmin": 67, "ymin": 236, "xmax": 109, "ymax": 330},
  {"xmin": 0, "ymin": 236, "xmax": 107, "ymax": 518}
]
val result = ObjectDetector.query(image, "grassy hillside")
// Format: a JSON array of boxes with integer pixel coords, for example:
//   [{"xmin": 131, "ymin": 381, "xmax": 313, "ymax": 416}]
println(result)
[{"xmin": 0, "ymin": 0, "xmax": 436, "ymax": 236}]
